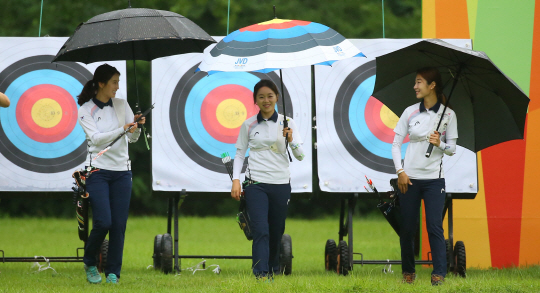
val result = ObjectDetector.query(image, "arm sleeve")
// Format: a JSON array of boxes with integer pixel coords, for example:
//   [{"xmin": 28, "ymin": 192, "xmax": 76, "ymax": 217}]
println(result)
[
  {"xmin": 232, "ymin": 148, "xmax": 247, "ymax": 180},
  {"xmin": 392, "ymin": 133, "xmax": 405, "ymax": 173},
  {"xmin": 288, "ymin": 118, "xmax": 305, "ymax": 161},
  {"xmin": 438, "ymin": 139, "xmax": 457, "ymax": 156},
  {"xmin": 78, "ymin": 107, "xmax": 124, "ymax": 146},
  {"xmin": 233, "ymin": 121, "xmax": 249, "ymax": 180},
  {"xmin": 125, "ymin": 101, "xmax": 141, "ymax": 143}
]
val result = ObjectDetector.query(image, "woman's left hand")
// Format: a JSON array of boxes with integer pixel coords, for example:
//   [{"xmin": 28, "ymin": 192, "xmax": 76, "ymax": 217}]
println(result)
[
  {"xmin": 429, "ymin": 131, "xmax": 441, "ymax": 147},
  {"xmin": 283, "ymin": 127, "xmax": 293, "ymax": 143},
  {"xmin": 134, "ymin": 114, "xmax": 146, "ymax": 125}
]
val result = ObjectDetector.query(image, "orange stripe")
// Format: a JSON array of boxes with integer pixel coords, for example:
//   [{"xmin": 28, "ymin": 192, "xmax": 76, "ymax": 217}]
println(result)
[
  {"xmin": 435, "ymin": 0, "xmax": 470, "ymax": 38},
  {"xmin": 520, "ymin": 0, "xmax": 540, "ymax": 266},
  {"xmin": 451, "ymin": 152, "xmax": 492, "ymax": 268},
  {"xmin": 422, "ymin": 0, "xmax": 436, "ymax": 38}
]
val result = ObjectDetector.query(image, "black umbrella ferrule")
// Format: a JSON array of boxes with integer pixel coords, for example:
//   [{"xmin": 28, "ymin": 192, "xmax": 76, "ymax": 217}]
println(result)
[{"xmin": 273, "ymin": 6, "xmax": 277, "ymax": 19}]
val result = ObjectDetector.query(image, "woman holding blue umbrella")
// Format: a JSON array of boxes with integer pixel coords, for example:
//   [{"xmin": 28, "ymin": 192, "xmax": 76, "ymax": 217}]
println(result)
[{"xmin": 231, "ymin": 79, "xmax": 305, "ymax": 280}]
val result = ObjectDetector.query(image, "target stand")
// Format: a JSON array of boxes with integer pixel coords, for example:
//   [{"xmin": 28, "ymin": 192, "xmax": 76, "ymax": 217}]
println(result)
[
  {"xmin": 151, "ymin": 190, "xmax": 294, "ymax": 275},
  {"xmin": 323, "ymin": 192, "xmax": 467, "ymax": 278},
  {"xmin": 1, "ymin": 188, "xmax": 109, "ymax": 270}
]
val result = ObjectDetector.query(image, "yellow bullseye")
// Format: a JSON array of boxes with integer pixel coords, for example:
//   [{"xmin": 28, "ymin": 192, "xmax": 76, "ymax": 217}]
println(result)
[
  {"xmin": 380, "ymin": 104, "xmax": 399, "ymax": 129},
  {"xmin": 31, "ymin": 98, "xmax": 62, "ymax": 128},
  {"xmin": 216, "ymin": 99, "xmax": 247, "ymax": 129}
]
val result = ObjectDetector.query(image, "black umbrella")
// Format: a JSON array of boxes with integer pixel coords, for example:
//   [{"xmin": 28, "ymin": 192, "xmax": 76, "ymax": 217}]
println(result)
[
  {"xmin": 53, "ymin": 6, "xmax": 215, "ymax": 64},
  {"xmin": 372, "ymin": 39, "xmax": 530, "ymax": 155},
  {"xmin": 53, "ymin": 4, "xmax": 215, "ymax": 148}
]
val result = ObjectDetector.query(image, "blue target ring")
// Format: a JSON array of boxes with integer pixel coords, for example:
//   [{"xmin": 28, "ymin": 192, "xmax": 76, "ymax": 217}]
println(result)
[
  {"xmin": 2, "ymin": 69, "xmax": 85, "ymax": 158},
  {"xmin": 348, "ymin": 75, "xmax": 407, "ymax": 159},
  {"xmin": 0, "ymin": 55, "xmax": 91, "ymax": 173},
  {"xmin": 333, "ymin": 60, "xmax": 404, "ymax": 174},
  {"xmin": 185, "ymin": 72, "xmax": 260, "ymax": 157}
]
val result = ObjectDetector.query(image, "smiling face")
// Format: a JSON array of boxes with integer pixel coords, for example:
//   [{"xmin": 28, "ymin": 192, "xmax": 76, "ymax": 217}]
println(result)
[
  {"xmin": 413, "ymin": 73, "xmax": 435, "ymax": 100},
  {"xmin": 98, "ymin": 73, "xmax": 120, "ymax": 99},
  {"xmin": 255, "ymin": 86, "xmax": 278, "ymax": 118}
]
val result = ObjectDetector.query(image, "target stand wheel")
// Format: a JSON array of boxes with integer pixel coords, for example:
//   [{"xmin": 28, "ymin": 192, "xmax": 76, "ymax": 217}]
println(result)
[
  {"xmin": 96, "ymin": 239, "xmax": 109, "ymax": 273},
  {"xmin": 445, "ymin": 239, "xmax": 454, "ymax": 272},
  {"xmin": 336, "ymin": 240, "xmax": 349, "ymax": 276},
  {"xmin": 160, "ymin": 233, "xmax": 173, "ymax": 274},
  {"xmin": 153, "ymin": 234, "xmax": 163, "ymax": 270},
  {"xmin": 324, "ymin": 239, "xmax": 338, "ymax": 272},
  {"xmin": 454, "ymin": 241, "xmax": 466, "ymax": 278},
  {"xmin": 279, "ymin": 234, "xmax": 293, "ymax": 275}
]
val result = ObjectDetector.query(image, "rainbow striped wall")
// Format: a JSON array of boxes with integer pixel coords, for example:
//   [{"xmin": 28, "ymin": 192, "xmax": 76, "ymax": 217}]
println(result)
[{"xmin": 420, "ymin": 0, "xmax": 539, "ymax": 268}]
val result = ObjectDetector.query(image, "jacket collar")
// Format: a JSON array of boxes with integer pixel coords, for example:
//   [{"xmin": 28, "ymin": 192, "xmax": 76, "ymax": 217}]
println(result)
[
  {"xmin": 257, "ymin": 110, "xmax": 278, "ymax": 123},
  {"xmin": 93, "ymin": 97, "xmax": 113, "ymax": 109},
  {"xmin": 420, "ymin": 101, "xmax": 441, "ymax": 113}
]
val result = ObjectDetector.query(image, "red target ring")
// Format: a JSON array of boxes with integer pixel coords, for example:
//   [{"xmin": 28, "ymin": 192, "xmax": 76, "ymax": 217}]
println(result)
[
  {"xmin": 16, "ymin": 84, "xmax": 77, "ymax": 143},
  {"xmin": 200, "ymin": 84, "xmax": 259, "ymax": 144},
  {"xmin": 364, "ymin": 96, "xmax": 409, "ymax": 144}
]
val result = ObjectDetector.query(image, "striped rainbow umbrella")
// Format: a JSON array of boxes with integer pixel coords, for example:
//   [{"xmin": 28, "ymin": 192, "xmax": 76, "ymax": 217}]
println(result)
[
  {"xmin": 198, "ymin": 18, "xmax": 365, "ymax": 74},
  {"xmin": 198, "ymin": 17, "xmax": 365, "ymax": 165}
]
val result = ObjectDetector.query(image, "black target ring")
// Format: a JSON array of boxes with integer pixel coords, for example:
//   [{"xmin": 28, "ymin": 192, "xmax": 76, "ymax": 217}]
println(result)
[{"xmin": 333, "ymin": 60, "xmax": 396, "ymax": 174}]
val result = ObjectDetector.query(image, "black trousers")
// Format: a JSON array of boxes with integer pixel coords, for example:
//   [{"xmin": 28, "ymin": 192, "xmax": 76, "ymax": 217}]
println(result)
[
  {"xmin": 399, "ymin": 178, "xmax": 447, "ymax": 277},
  {"xmin": 244, "ymin": 182, "xmax": 291, "ymax": 277}
]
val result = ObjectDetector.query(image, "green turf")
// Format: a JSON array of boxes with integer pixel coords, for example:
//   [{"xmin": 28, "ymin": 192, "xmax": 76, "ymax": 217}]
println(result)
[{"xmin": 0, "ymin": 216, "xmax": 538, "ymax": 292}]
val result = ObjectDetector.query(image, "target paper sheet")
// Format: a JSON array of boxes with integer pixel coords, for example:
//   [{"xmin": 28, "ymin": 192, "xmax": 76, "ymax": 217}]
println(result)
[
  {"xmin": 0, "ymin": 37, "xmax": 126, "ymax": 191},
  {"xmin": 316, "ymin": 39, "xmax": 478, "ymax": 193},
  {"xmin": 152, "ymin": 46, "xmax": 312, "ymax": 193}
]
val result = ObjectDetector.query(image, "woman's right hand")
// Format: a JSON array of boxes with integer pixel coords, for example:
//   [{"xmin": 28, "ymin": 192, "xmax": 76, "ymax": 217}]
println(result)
[
  {"xmin": 398, "ymin": 172, "xmax": 412, "ymax": 194},
  {"xmin": 123, "ymin": 122, "xmax": 137, "ymax": 133},
  {"xmin": 231, "ymin": 179, "xmax": 242, "ymax": 201}
]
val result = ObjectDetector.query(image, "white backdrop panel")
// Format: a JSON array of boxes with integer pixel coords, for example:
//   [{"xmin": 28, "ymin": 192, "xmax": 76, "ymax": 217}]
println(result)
[
  {"xmin": 152, "ymin": 46, "xmax": 312, "ymax": 193},
  {"xmin": 0, "ymin": 37, "xmax": 126, "ymax": 191},
  {"xmin": 316, "ymin": 39, "xmax": 478, "ymax": 193}
]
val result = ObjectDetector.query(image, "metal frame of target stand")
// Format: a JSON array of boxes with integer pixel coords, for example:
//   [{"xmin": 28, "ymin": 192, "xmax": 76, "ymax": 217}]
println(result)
[
  {"xmin": 328, "ymin": 192, "xmax": 469, "ymax": 276},
  {"xmin": 157, "ymin": 190, "xmax": 252, "ymax": 275}
]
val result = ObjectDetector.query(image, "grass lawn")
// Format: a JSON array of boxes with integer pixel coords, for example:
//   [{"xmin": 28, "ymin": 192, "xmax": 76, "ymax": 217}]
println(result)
[{"xmin": 0, "ymin": 215, "xmax": 538, "ymax": 292}]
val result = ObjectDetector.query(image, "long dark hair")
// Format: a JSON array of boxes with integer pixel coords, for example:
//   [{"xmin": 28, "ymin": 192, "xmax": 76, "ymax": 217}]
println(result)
[
  {"xmin": 77, "ymin": 64, "xmax": 120, "ymax": 106},
  {"xmin": 416, "ymin": 67, "xmax": 448, "ymax": 106},
  {"xmin": 253, "ymin": 79, "xmax": 279, "ymax": 103}
]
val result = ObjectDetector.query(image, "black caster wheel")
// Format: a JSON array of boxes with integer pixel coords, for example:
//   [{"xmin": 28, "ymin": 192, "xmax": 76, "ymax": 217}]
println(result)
[
  {"xmin": 336, "ymin": 240, "xmax": 349, "ymax": 276},
  {"xmin": 279, "ymin": 234, "xmax": 293, "ymax": 275},
  {"xmin": 324, "ymin": 239, "xmax": 337, "ymax": 272},
  {"xmin": 160, "ymin": 233, "xmax": 173, "ymax": 274},
  {"xmin": 153, "ymin": 234, "xmax": 163, "ymax": 270},
  {"xmin": 445, "ymin": 239, "xmax": 454, "ymax": 272},
  {"xmin": 97, "ymin": 239, "xmax": 109, "ymax": 273},
  {"xmin": 454, "ymin": 241, "xmax": 466, "ymax": 278}
]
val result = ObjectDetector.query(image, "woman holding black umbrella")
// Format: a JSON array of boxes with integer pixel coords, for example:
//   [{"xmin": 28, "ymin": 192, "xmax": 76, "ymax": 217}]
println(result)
[
  {"xmin": 391, "ymin": 67, "xmax": 458, "ymax": 286},
  {"xmin": 231, "ymin": 79, "xmax": 304, "ymax": 280},
  {"xmin": 77, "ymin": 64, "xmax": 144, "ymax": 284}
]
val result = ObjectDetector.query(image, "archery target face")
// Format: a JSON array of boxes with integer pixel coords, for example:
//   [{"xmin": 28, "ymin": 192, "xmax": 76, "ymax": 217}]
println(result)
[
  {"xmin": 0, "ymin": 37, "xmax": 127, "ymax": 191},
  {"xmin": 170, "ymin": 64, "xmax": 293, "ymax": 174},
  {"xmin": 316, "ymin": 39, "xmax": 478, "ymax": 193},
  {"xmin": 0, "ymin": 55, "xmax": 89, "ymax": 173},
  {"xmin": 152, "ymin": 52, "xmax": 312, "ymax": 192}
]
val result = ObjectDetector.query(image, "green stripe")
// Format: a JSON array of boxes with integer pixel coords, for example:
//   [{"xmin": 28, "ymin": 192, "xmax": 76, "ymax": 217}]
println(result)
[{"xmin": 474, "ymin": 0, "xmax": 535, "ymax": 95}]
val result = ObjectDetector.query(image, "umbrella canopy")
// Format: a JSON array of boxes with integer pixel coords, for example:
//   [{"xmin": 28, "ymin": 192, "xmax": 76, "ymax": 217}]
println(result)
[
  {"xmin": 198, "ymin": 18, "xmax": 364, "ymax": 74},
  {"xmin": 372, "ymin": 39, "xmax": 530, "ymax": 153},
  {"xmin": 53, "ymin": 8, "xmax": 215, "ymax": 64}
]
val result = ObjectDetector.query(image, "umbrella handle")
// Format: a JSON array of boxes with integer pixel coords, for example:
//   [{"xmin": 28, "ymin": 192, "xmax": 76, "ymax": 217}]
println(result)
[{"xmin": 425, "ymin": 143, "xmax": 435, "ymax": 158}]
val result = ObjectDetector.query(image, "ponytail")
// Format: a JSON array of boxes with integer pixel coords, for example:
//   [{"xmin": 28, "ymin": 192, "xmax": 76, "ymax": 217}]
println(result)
[{"xmin": 77, "ymin": 79, "xmax": 97, "ymax": 106}]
